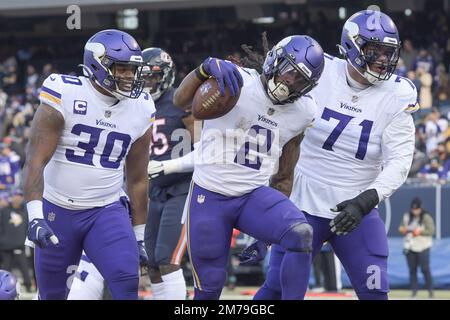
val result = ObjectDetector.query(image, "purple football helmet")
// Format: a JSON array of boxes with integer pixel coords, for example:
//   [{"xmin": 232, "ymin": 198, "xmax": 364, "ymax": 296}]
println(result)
[
  {"xmin": 0, "ymin": 270, "xmax": 17, "ymax": 300},
  {"xmin": 82, "ymin": 29, "xmax": 144, "ymax": 99},
  {"xmin": 339, "ymin": 10, "xmax": 401, "ymax": 83},
  {"xmin": 263, "ymin": 35, "xmax": 324, "ymax": 105}
]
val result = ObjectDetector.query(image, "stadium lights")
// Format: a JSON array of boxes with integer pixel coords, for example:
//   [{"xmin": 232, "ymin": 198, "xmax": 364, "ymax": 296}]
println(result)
[
  {"xmin": 117, "ymin": 8, "xmax": 139, "ymax": 30},
  {"xmin": 252, "ymin": 17, "xmax": 275, "ymax": 24},
  {"xmin": 404, "ymin": 8, "xmax": 412, "ymax": 16},
  {"xmin": 339, "ymin": 7, "xmax": 347, "ymax": 20}
]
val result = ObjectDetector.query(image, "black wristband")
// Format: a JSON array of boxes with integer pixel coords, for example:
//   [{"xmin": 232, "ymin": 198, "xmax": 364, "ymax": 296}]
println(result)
[{"xmin": 194, "ymin": 64, "xmax": 210, "ymax": 82}]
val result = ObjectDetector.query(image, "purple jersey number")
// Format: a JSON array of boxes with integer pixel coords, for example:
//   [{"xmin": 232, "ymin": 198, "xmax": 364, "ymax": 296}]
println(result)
[
  {"xmin": 65, "ymin": 124, "xmax": 131, "ymax": 169},
  {"xmin": 100, "ymin": 132, "xmax": 131, "ymax": 168},
  {"xmin": 65, "ymin": 124, "xmax": 102, "ymax": 166},
  {"xmin": 321, "ymin": 107, "xmax": 373, "ymax": 160},
  {"xmin": 234, "ymin": 125, "xmax": 274, "ymax": 170},
  {"xmin": 61, "ymin": 75, "xmax": 82, "ymax": 86}
]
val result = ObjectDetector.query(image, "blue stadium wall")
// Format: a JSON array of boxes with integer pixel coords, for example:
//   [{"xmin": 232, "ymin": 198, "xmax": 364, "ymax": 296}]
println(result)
[
  {"xmin": 261, "ymin": 184, "xmax": 450, "ymax": 289},
  {"xmin": 378, "ymin": 184, "xmax": 449, "ymax": 239},
  {"xmin": 340, "ymin": 238, "xmax": 450, "ymax": 289},
  {"xmin": 343, "ymin": 184, "xmax": 450, "ymax": 289}
]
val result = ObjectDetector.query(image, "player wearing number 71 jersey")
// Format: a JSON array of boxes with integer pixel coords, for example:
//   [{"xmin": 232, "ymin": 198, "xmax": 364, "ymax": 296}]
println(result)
[
  {"xmin": 254, "ymin": 10, "xmax": 418, "ymax": 300},
  {"xmin": 23, "ymin": 29, "xmax": 155, "ymax": 299},
  {"xmin": 174, "ymin": 35, "xmax": 325, "ymax": 300}
]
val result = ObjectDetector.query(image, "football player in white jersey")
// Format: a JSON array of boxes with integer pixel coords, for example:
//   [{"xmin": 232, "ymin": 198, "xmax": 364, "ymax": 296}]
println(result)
[
  {"xmin": 247, "ymin": 10, "xmax": 417, "ymax": 300},
  {"xmin": 23, "ymin": 29, "xmax": 155, "ymax": 300},
  {"xmin": 68, "ymin": 48, "xmax": 194, "ymax": 301},
  {"xmin": 67, "ymin": 253, "xmax": 105, "ymax": 300},
  {"xmin": 173, "ymin": 35, "xmax": 325, "ymax": 300}
]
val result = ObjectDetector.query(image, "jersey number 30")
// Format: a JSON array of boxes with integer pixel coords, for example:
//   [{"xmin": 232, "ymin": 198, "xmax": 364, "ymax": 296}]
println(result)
[{"xmin": 65, "ymin": 124, "xmax": 131, "ymax": 169}]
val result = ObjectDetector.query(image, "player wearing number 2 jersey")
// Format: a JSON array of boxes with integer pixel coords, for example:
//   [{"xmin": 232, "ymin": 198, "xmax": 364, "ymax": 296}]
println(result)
[
  {"xmin": 23, "ymin": 29, "xmax": 155, "ymax": 299},
  {"xmin": 253, "ymin": 10, "xmax": 417, "ymax": 300},
  {"xmin": 174, "ymin": 35, "xmax": 325, "ymax": 300}
]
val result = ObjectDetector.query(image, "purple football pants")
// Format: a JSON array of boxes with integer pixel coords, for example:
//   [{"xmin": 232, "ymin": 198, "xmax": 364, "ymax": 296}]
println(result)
[
  {"xmin": 187, "ymin": 183, "xmax": 312, "ymax": 300},
  {"xmin": 255, "ymin": 210, "xmax": 389, "ymax": 300},
  {"xmin": 34, "ymin": 198, "xmax": 139, "ymax": 300}
]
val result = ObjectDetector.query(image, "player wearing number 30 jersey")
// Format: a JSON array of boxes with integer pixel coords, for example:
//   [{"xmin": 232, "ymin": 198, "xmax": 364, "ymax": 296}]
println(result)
[
  {"xmin": 23, "ymin": 29, "xmax": 155, "ymax": 300},
  {"xmin": 174, "ymin": 35, "xmax": 325, "ymax": 300}
]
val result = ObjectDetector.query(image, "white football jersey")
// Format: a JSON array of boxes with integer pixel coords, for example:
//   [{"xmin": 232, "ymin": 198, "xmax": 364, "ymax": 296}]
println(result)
[
  {"xmin": 193, "ymin": 68, "xmax": 316, "ymax": 197},
  {"xmin": 291, "ymin": 55, "xmax": 417, "ymax": 219},
  {"xmin": 67, "ymin": 253, "xmax": 104, "ymax": 300},
  {"xmin": 39, "ymin": 74, "xmax": 155, "ymax": 209}
]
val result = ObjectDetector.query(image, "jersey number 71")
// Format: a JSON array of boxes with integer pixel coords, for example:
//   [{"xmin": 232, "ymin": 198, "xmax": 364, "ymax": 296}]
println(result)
[{"xmin": 321, "ymin": 107, "xmax": 373, "ymax": 160}]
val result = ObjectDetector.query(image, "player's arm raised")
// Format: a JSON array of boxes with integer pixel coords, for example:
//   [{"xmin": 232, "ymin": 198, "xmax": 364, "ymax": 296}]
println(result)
[
  {"xmin": 173, "ymin": 70, "xmax": 204, "ymax": 110},
  {"xmin": 125, "ymin": 127, "xmax": 152, "ymax": 263},
  {"xmin": 173, "ymin": 57, "xmax": 243, "ymax": 110},
  {"xmin": 23, "ymin": 103, "xmax": 64, "ymax": 248},
  {"xmin": 270, "ymin": 133, "xmax": 304, "ymax": 197}
]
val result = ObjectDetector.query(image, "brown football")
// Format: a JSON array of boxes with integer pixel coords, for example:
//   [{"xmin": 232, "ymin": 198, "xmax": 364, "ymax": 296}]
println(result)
[{"xmin": 191, "ymin": 78, "xmax": 240, "ymax": 120}]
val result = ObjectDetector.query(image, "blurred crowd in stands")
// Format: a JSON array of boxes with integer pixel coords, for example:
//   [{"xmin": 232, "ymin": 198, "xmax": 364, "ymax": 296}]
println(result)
[{"xmin": 0, "ymin": 9, "xmax": 450, "ymax": 190}]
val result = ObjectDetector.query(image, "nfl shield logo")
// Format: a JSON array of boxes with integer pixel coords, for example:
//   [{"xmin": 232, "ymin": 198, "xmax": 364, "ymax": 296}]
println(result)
[
  {"xmin": 352, "ymin": 96, "xmax": 359, "ymax": 103},
  {"xmin": 200, "ymin": 82, "xmax": 212, "ymax": 96},
  {"xmin": 197, "ymin": 194, "xmax": 205, "ymax": 204},
  {"xmin": 267, "ymin": 108, "xmax": 275, "ymax": 116},
  {"xmin": 105, "ymin": 110, "xmax": 112, "ymax": 118},
  {"xmin": 48, "ymin": 212, "xmax": 56, "ymax": 222}
]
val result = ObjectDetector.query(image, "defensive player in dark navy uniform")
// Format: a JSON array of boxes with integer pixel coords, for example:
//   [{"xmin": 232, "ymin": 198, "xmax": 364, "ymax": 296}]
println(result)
[{"xmin": 143, "ymin": 48, "xmax": 195, "ymax": 300}]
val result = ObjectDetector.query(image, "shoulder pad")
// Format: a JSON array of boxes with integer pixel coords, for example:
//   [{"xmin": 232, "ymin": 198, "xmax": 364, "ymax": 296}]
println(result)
[
  {"xmin": 39, "ymin": 74, "xmax": 64, "ymax": 104},
  {"xmin": 389, "ymin": 75, "xmax": 419, "ymax": 115}
]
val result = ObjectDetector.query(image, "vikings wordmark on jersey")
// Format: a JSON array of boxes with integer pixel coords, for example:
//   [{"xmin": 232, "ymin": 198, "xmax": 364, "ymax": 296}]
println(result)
[{"xmin": 39, "ymin": 73, "xmax": 155, "ymax": 209}]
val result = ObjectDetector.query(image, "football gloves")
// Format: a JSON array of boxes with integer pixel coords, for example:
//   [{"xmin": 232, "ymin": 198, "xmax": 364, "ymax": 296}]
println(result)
[
  {"xmin": 238, "ymin": 241, "xmax": 269, "ymax": 265},
  {"xmin": 200, "ymin": 57, "xmax": 243, "ymax": 97},
  {"xmin": 330, "ymin": 189, "xmax": 379, "ymax": 236},
  {"xmin": 133, "ymin": 224, "xmax": 148, "ymax": 266},
  {"xmin": 147, "ymin": 160, "xmax": 165, "ymax": 179},
  {"xmin": 137, "ymin": 240, "xmax": 149, "ymax": 265},
  {"xmin": 147, "ymin": 159, "xmax": 182, "ymax": 179},
  {"xmin": 27, "ymin": 218, "xmax": 59, "ymax": 248}
]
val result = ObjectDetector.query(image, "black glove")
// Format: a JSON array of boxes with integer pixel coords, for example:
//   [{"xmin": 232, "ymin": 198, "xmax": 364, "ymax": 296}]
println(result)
[
  {"xmin": 238, "ymin": 241, "xmax": 269, "ymax": 265},
  {"xmin": 329, "ymin": 189, "xmax": 379, "ymax": 236}
]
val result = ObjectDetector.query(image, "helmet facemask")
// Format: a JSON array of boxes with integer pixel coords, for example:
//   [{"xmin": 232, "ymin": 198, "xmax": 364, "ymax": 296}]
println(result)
[
  {"xmin": 338, "ymin": 11, "xmax": 402, "ymax": 85},
  {"xmin": 141, "ymin": 64, "xmax": 171, "ymax": 101},
  {"xmin": 104, "ymin": 61, "xmax": 145, "ymax": 99},
  {"xmin": 266, "ymin": 51, "xmax": 317, "ymax": 105},
  {"xmin": 359, "ymin": 40, "xmax": 400, "ymax": 83},
  {"xmin": 82, "ymin": 39, "xmax": 145, "ymax": 100}
]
